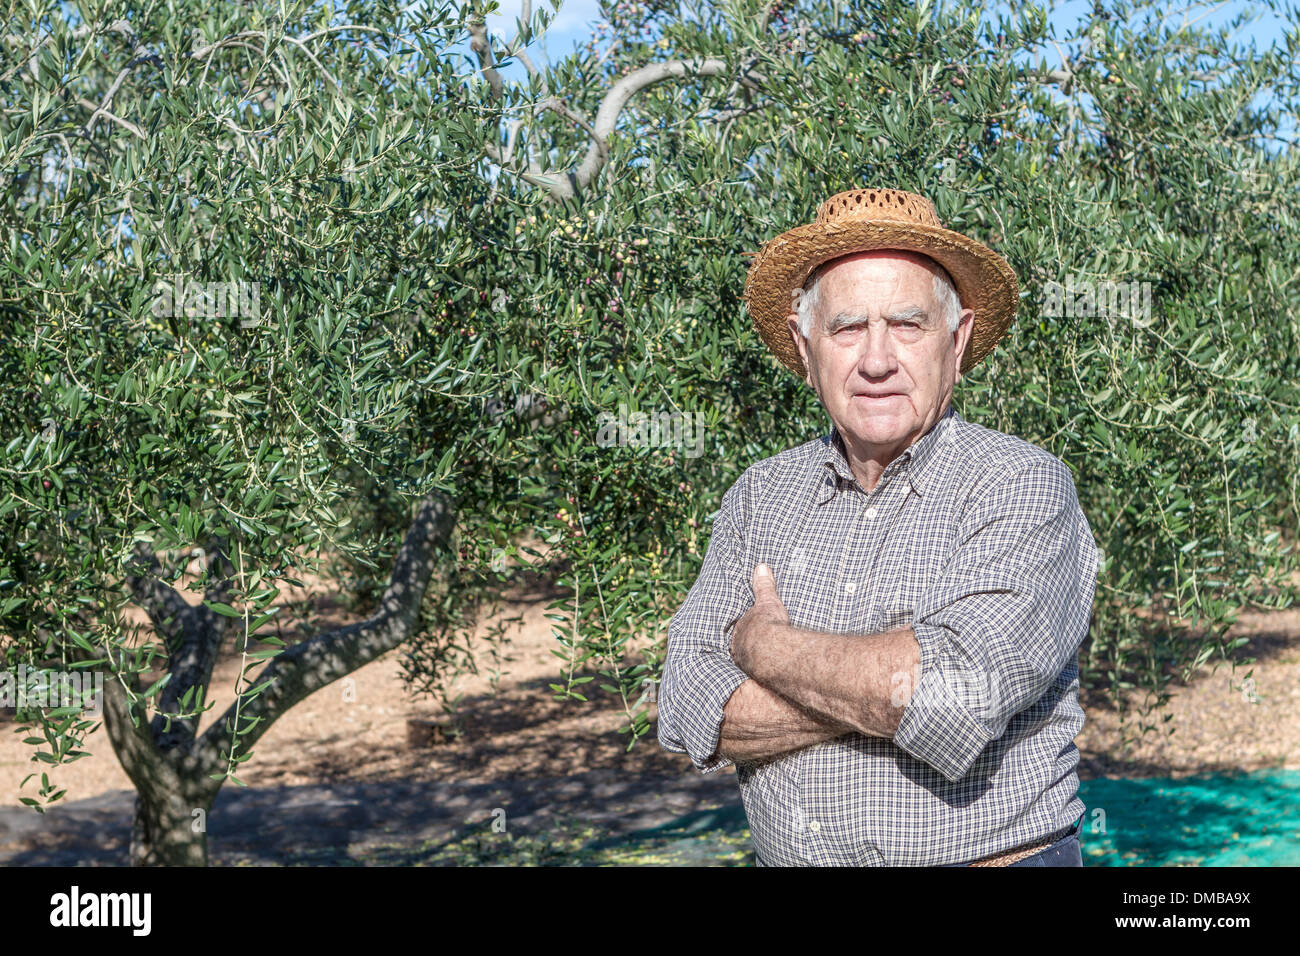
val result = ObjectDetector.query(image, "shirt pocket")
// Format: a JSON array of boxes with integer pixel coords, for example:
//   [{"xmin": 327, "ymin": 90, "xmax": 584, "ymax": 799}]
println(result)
[{"xmin": 867, "ymin": 529, "xmax": 951, "ymax": 631}]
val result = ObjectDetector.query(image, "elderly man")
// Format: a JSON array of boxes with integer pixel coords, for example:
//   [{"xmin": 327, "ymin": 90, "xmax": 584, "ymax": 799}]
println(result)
[{"xmin": 656, "ymin": 188, "xmax": 1098, "ymax": 866}]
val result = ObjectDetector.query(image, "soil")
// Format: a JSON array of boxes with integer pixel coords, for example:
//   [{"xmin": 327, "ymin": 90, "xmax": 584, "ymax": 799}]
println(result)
[{"xmin": 2, "ymin": 565, "xmax": 1296, "ymax": 865}]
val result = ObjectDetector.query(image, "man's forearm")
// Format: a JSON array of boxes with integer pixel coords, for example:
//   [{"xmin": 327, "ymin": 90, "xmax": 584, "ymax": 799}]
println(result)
[
  {"xmin": 740, "ymin": 624, "xmax": 921, "ymax": 739},
  {"xmin": 714, "ymin": 677, "xmax": 855, "ymax": 764}
]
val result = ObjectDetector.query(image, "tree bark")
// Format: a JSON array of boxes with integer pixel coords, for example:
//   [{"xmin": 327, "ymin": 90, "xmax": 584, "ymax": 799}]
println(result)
[
  {"xmin": 101, "ymin": 492, "xmax": 455, "ymax": 865},
  {"xmin": 129, "ymin": 788, "xmax": 215, "ymax": 866}
]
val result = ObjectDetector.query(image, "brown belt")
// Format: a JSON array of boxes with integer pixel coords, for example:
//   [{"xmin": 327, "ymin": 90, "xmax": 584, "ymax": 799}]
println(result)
[{"xmin": 965, "ymin": 824, "xmax": 1078, "ymax": 867}]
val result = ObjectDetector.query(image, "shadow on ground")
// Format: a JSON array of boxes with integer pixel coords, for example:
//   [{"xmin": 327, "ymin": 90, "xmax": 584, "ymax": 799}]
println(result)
[
  {"xmin": 0, "ymin": 767, "xmax": 741, "ymax": 866},
  {"xmin": 1077, "ymin": 769, "xmax": 1300, "ymax": 866},
  {"xmin": 5, "ymin": 767, "xmax": 1297, "ymax": 865}
]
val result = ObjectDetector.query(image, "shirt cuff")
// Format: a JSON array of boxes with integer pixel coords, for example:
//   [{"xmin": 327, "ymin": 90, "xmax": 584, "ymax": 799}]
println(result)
[
  {"xmin": 892, "ymin": 622, "xmax": 993, "ymax": 783},
  {"xmin": 656, "ymin": 652, "xmax": 750, "ymax": 774}
]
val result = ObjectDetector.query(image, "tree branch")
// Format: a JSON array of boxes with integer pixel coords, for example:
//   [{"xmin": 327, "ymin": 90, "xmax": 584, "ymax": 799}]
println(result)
[
  {"xmin": 124, "ymin": 542, "xmax": 238, "ymax": 754},
  {"xmin": 187, "ymin": 493, "xmax": 456, "ymax": 780},
  {"xmin": 571, "ymin": 57, "xmax": 731, "ymax": 197}
]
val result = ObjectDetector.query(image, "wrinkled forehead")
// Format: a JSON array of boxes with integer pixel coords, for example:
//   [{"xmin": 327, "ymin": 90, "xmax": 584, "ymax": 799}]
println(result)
[
  {"xmin": 814, "ymin": 250, "xmax": 949, "ymax": 317},
  {"xmin": 817, "ymin": 248, "xmax": 948, "ymax": 290}
]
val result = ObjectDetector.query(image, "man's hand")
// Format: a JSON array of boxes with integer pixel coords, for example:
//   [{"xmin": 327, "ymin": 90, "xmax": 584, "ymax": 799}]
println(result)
[
  {"xmin": 724, "ymin": 559, "xmax": 922, "ymax": 740},
  {"xmin": 729, "ymin": 564, "xmax": 791, "ymax": 676},
  {"xmin": 717, "ymin": 563, "xmax": 854, "ymax": 764}
]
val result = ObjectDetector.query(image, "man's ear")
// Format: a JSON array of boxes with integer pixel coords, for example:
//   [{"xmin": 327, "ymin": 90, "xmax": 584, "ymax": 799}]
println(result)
[
  {"xmin": 952, "ymin": 307, "xmax": 975, "ymax": 379},
  {"xmin": 787, "ymin": 314, "xmax": 813, "ymax": 387}
]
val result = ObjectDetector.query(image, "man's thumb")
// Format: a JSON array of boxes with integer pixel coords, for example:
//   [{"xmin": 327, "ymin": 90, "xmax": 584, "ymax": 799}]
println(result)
[{"xmin": 753, "ymin": 563, "xmax": 777, "ymax": 596}]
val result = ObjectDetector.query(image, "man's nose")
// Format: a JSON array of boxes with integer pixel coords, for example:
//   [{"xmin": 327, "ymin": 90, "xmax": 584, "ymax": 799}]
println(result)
[{"xmin": 856, "ymin": 321, "xmax": 898, "ymax": 378}]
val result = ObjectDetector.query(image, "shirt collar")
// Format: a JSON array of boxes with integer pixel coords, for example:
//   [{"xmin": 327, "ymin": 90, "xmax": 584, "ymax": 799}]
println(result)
[{"xmin": 818, "ymin": 404, "xmax": 959, "ymax": 503}]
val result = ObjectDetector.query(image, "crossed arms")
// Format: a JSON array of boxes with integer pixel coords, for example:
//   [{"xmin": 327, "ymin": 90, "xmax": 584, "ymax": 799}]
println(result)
[
  {"xmin": 714, "ymin": 563, "xmax": 920, "ymax": 763},
  {"xmin": 656, "ymin": 456, "xmax": 1097, "ymax": 782}
]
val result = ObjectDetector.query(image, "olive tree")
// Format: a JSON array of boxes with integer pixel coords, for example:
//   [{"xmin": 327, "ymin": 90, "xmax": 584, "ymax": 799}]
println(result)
[
  {"xmin": 4, "ymin": 0, "xmax": 1298, "ymax": 868},
  {"xmin": 0, "ymin": 0, "xmax": 553, "ymax": 864},
  {"xmin": 452, "ymin": 0, "xmax": 1300, "ymax": 754}
]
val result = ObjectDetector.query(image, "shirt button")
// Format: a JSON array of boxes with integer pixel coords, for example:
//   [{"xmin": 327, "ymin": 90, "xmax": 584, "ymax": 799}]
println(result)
[
  {"xmin": 808, "ymin": 820, "xmax": 822, "ymax": 834},
  {"xmin": 863, "ymin": 507, "xmax": 878, "ymax": 519},
  {"xmin": 844, "ymin": 582, "xmax": 858, "ymax": 595}
]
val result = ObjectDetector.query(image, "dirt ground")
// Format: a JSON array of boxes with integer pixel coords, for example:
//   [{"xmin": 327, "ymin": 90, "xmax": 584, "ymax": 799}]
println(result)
[
  {"xmin": 1075, "ymin": 605, "xmax": 1300, "ymax": 780},
  {"xmin": 1, "ymin": 569, "xmax": 698, "ymax": 806},
  {"xmin": 1, "ymin": 565, "xmax": 1297, "ymax": 864}
]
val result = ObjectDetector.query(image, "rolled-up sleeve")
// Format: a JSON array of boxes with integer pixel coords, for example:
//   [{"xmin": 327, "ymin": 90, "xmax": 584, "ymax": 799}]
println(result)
[
  {"xmin": 656, "ymin": 476, "xmax": 754, "ymax": 774},
  {"xmin": 892, "ymin": 456, "xmax": 1098, "ymax": 783}
]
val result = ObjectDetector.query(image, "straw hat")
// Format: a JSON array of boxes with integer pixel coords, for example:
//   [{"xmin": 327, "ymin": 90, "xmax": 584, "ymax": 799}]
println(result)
[{"xmin": 742, "ymin": 187, "xmax": 1019, "ymax": 379}]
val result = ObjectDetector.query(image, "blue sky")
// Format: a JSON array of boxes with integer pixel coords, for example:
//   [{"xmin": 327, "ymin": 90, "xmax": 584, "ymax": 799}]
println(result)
[
  {"xmin": 472, "ymin": 0, "xmax": 1295, "ymax": 149},
  {"xmin": 481, "ymin": 0, "xmax": 1296, "ymax": 67},
  {"xmin": 480, "ymin": 0, "xmax": 603, "ymax": 63}
]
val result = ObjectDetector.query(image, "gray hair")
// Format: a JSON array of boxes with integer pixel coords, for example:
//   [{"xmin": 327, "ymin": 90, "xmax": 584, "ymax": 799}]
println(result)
[{"xmin": 794, "ymin": 254, "xmax": 962, "ymax": 340}]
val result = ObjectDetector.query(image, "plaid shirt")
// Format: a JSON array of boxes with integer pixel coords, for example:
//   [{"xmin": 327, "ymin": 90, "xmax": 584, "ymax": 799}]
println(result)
[{"xmin": 656, "ymin": 404, "xmax": 1098, "ymax": 866}]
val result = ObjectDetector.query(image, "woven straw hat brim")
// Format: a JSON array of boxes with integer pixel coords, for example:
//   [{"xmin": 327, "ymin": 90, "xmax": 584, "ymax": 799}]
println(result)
[{"xmin": 743, "ymin": 219, "xmax": 1020, "ymax": 379}]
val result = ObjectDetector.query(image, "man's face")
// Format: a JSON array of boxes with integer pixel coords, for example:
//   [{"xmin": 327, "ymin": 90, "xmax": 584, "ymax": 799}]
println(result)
[{"xmin": 787, "ymin": 250, "xmax": 974, "ymax": 460}]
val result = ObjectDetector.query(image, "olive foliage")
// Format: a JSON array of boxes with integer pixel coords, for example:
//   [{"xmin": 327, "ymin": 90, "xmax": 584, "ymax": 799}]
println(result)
[{"xmin": 2, "ymin": 0, "xmax": 1298, "ymax": 864}]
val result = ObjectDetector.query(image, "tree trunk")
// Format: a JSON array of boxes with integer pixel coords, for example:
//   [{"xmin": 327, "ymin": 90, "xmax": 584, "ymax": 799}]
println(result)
[
  {"xmin": 101, "ymin": 493, "xmax": 454, "ymax": 865},
  {"xmin": 130, "ymin": 789, "xmax": 213, "ymax": 866}
]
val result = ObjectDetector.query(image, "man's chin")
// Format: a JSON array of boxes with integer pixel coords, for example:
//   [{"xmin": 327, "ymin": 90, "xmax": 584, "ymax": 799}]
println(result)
[{"xmin": 839, "ymin": 408, "xmax": 914, "ymax": 447}]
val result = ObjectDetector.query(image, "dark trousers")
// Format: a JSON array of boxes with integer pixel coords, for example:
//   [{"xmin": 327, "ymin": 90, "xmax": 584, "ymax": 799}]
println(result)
[{"xmin": 941, "ymin": 815, "xmax": 1084, "ymax": 867}]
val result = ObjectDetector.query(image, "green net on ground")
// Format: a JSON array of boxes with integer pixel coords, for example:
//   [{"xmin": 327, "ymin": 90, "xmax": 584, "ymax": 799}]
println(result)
[
  {"xmin": 572, "ymin": 769, "xmax": 1300, "ymax": 866},
  {"xmin": 1077, "ymin": 769, "xmax": 1300, "ymax": 867}
]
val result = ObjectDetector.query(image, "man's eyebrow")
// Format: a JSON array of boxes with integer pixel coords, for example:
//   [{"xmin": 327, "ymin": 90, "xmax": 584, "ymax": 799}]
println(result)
[
  {"xmin": 825, "ymin": 306, "xmax": 931, "ymax": 331},
  {"xmin": 884, "ymin": 305, "xmax": 930, "ymax": 323},
  {"xmin": 825, "ymin": 311, "xmax": 870, "ymax": 332}
]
